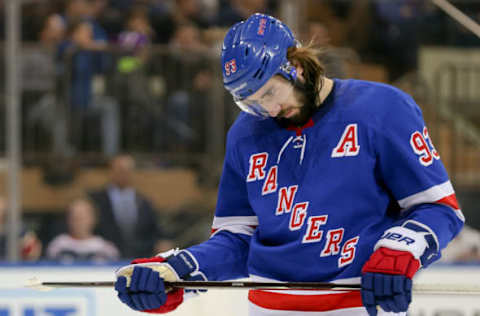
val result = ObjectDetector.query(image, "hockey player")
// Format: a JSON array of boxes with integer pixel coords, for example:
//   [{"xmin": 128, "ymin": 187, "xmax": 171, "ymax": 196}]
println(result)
[{"xmin": 114, "ymin": 13, "xmax": 464, "ymax": 315}]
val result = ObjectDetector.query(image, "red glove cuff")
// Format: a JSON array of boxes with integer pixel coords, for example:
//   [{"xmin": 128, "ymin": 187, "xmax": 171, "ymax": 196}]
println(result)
[
  {"xmin": 144, "ymin": 289, "xmax": 184, "ymax": 314},
  {"xmin": 362, "ymin": 247, "xmax": 420, "ymax": 279},
  {"xmin": 131, "ymin": 257, "xmax": 167, "ymax": 264}
]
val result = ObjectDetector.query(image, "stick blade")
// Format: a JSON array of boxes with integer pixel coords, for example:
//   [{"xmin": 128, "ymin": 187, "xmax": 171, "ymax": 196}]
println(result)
[{"xmin": 25, "ymin": 277, "xmax": 54, "ymax": 292}]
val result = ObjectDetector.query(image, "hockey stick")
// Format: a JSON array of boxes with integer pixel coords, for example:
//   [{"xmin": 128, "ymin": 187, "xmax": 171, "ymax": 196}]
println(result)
[
  {"xmin": 27, "ymin": 279, "xmax": 359, "ymax": 291},
  {"xmin": 26, "ymin": 278, "xmax": 480, "ymax": 295}
]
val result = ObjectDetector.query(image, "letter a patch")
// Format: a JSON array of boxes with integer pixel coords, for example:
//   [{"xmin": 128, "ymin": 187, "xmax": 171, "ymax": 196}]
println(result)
[{"xmin": 331, "ymin": 124, "xmax": 360, "ymax": 158}]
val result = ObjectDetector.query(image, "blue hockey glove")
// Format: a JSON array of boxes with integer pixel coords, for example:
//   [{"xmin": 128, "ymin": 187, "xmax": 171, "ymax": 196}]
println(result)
[
  {"xmin": 361, "ymin": 247, "xmax": 419, "ymax": 315},
  {"xmin": 115, "ymin": 250, "xmax": 206, "ymax": 313},
  {"xmin": 361, "ymin": 222, "xmax": 438, "ymax": 316}
]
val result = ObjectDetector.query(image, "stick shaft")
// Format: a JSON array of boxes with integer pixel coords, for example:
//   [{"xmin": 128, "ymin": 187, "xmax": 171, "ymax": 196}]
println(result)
[
  {"xmin": 40, "ymin": 281, "xmax": 480, "ymax": 294},
  {"xmin": 42, "ymin": 281, "xmax": 359, "ymax": 290}
]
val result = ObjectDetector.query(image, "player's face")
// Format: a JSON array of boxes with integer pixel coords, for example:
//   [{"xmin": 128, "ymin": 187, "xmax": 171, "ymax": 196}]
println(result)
[
  {"xmin": 238, "ymin": 75, "xmax": 315, "ymax": 126},
  {"xmin": 68, "ymin": 200, "xmax": 95, "ymax": 238},
  {"xmin": 275, "ymin": 77, "xmax": 318, "ymax": 127},
  {"xmin": 236, "ymin": 75, "xmax": 297, "ymax": 118}
]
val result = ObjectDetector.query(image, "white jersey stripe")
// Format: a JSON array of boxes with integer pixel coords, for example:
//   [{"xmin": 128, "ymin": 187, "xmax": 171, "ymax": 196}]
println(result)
[
  {"xmin": 212, "ymin": 215, "xmax": 259, "ymax": 228},
  {"xmin": 398, "ymin": 181, "xmax": 454, "ymax": 209},
  {"xmin": 211, "ymin": 225, "xmax": 257, "ymax": 236},
  {"xmin": 397, "ymin": 180, "xmax": 465, "ymax": 221},
  {"xmin": 211, "ymin": 216, "xmax": 259, "ymax": 236}
]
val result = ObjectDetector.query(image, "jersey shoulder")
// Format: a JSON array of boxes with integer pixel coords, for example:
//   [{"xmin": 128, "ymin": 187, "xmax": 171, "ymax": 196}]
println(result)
[{"xmin": 333, "ymin": 79, "xmax": 422, "ymax": 127}]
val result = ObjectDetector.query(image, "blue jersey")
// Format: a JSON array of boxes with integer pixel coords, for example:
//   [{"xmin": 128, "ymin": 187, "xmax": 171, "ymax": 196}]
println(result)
[{"xmin": 186, "ymin": 79, "xmax": 464, "ymax": 313}]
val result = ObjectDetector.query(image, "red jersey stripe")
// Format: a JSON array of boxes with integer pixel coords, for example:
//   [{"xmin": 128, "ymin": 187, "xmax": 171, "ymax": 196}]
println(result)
[
  {"xmin": 436, "ymin": 193, "xmax": 459, "ymax": 210},
  {"xmin": 248, "ymin": 289, "xmax": 363, "ymax": 312}
]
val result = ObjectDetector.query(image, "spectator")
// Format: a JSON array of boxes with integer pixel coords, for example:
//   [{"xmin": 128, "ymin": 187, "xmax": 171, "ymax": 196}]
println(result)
[
  {"xmin": 24, "ymin": 1, "xmax": 61, "ymax": 44},
  {"xmin": 40, "ymin": 13, "xmax": 66, "ymax": 46},
  {"xmin": 115, "ymin": 7, "xmax": 159, "ymax": 149},
  {"xmin": 172, "ymin": 0, "xmax": 212, "ymax": 29},
  {"xmin": 0, "ymin": 196, "xmax": 42, "ymax": 262},
  {"xmin": 56, "ymin": 18, "xmax": 120, "ymax": 157},
  {"xmin": 164, "ymin": 23, "xmax": 213, "ymax": 153},
  {"xmin": 32, "ymin": 0, "xmax": 120, "ymax": 158},
  {"xmin": 86, "ymin": 0, "xmax": 110, "ymax": 46},
  {"xmin": 149, "ymin": 0, "xmax": 211, "ymax": 44},
  {"xmin": 46, "ymin": 197, "xmax": 120, "ymax": 263},
  {"xmin": 169, "ymin": 22, "xmax": 209, "ymax": 52},
  {"xmin": 89, "ymin": 154, "xmax": 173, "ymax": 259},
  {"xmin": 40, "ymin": 0, "xmax": 90, "ymax": 45},
  {"xmin": 117, "ymin": 6, "xmax": 153, "ymax": 70}
]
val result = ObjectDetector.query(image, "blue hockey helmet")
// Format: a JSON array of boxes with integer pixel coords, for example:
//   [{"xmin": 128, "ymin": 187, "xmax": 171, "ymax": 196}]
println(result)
[{"xmin": 221, "ymin": 13, "xmax": 298, "ymax": 117}]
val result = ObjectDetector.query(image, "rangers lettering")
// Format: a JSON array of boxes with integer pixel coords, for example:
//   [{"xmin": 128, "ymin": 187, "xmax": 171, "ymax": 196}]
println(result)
[
  {"xmin": 331, "ymin": 124, "xmax": 360, "ymax": 157},
  {"xmin": 257, "ymin": 18, "xmax": 267, "ymax": 35},
  {"xmin": 276, "ymin": 185, "xmax": 298, "ymax": 215},
  {"xmin": 247, "ymin": 153, "xmax": 268, "ymax": 182},
  {"xmin": 289, "ymin": 202, "xmax": 308, "ymax": 231},
  {"xmin": 254, "ymin": 174, "xmax": 362, "ymax": 266},
  {"xmin": 320, "ymin": 228, "xmax": 344, "ymax": 257},
  {"xmin": 302, "ymin": 215, "xmax": 328, "ymax": 243},
  {"xmin": 338, "ymin": 236, "xmax": 359, "ymax": 267},
  {"xmin": 262, "ymin": 166, "xmax": 278, "ymax": 195}
]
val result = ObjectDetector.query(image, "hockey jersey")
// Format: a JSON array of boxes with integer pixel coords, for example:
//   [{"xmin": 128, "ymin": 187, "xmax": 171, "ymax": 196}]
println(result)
[{"xmin": 186, "ymin": 78, "xmax": 464, "ymax": 314}]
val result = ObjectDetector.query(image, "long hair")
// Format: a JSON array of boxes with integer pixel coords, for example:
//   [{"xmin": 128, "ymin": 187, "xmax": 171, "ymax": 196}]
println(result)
[{"xmin": 286, "ymin": 43, "xmax": 326, "ymax": 106}]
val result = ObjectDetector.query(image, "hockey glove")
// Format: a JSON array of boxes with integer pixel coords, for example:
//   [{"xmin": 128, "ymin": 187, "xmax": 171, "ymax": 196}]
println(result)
[
  {"xmin": 115, "ymin": 250, "xmax": 206, "ymax": 313},
  {"xmin": 361, "ymin": 247, "xmax": 419, "ymax": 315},
  {"xmin": 361, "ymin": 222, "xmax": 438, "ymax": 316}
]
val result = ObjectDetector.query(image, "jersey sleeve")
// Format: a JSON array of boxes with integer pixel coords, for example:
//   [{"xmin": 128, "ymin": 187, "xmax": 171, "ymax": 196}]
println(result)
[
  {"xmin": 373, "ymin": 90, "xmax": 464, "ymax": 266},
  {"xmin": 186, "ymin": 128, "xmax": 257, "ymax": 280}
]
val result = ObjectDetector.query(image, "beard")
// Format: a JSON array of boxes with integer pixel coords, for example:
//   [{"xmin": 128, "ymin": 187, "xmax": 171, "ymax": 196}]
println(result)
[{"xmin": 275, "ymin": 79, "xmax": 319, "ymax": 128}]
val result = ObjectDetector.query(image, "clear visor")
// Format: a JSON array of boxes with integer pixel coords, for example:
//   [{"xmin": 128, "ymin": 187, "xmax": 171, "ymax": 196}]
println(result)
[{"xmin": 234, "ymin": 79, "xmax": 295, "ymax": 118}]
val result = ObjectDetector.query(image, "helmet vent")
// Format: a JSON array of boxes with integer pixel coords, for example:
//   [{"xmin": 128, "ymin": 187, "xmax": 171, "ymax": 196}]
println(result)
[
  {"xmin": 261, "ymin": 55, "xmax": 269, "ymax": 65},
  {"xmin": 253, "ymin": 68, "xmax": 263, "ymax": 79},
  {"xmin": 253, "ymin": 55, "xmax": 270, "ymax": 79}
]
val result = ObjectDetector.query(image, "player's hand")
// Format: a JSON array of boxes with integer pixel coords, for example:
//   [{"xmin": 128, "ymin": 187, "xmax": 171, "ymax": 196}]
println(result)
[
  {"xmin": 361, "ymin": 247, "xmax": 420, "ymax": 316},
  {"xmin": 361, "ymin": 222, "xmax": 439, "ymax": 315},
  {"xmin": 115, "ymin": 250, "xmax": 205, "ymax": 313}
]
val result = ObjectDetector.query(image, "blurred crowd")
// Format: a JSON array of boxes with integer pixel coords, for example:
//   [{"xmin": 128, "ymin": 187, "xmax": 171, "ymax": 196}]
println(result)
[
  {"xmin": 0, "ymin": 0, "xmax": 479, "ymax": 264},
  {"xmin": 0, "ymin": 0, "xmax": 479, "ymax": 158},
  {"xmin": 0, "ymin": 154, "xmax": 184, "ymax": 263},
  {"xmin": 13, "ymin": 0, "xmax": 268, "ymax": 159}
]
